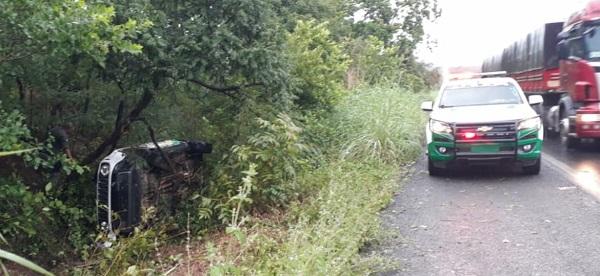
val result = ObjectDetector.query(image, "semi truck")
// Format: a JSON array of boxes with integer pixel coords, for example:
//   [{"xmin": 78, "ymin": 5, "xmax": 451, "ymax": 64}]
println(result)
[{"xmin": 482, "ymin": 0, "xmax": 600, "ymax": 148}]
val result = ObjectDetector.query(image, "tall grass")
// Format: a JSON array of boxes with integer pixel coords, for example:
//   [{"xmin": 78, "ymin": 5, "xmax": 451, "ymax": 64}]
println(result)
[
  {"xmin": 337, "ymin": 87, "xmax": 426, "ymax": 164},
  {"xmin": 208, "ymin": 86, "xmax": 428, "ymax": 274},
  {"xmin": 250, "ymin": 161, "xmax": 398, "ymax": 275}
]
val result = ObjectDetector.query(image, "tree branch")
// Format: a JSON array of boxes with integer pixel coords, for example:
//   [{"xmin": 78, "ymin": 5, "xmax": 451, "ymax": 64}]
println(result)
[
  {"xmin": 133, "ymin": 117, "xmax": 176, "ymax": 174},
  {"xmin": 82, "ymin": 88, "xmax": 154, "ymax": 165},
  {"xmin": 16, "ymin": 77, "xmax": 25, "ymax": 101}
]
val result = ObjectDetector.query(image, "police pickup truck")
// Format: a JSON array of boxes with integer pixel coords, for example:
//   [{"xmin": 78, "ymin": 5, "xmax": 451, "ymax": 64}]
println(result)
[{"xmin": 421, "ymin": 73, "xmax": 544, "ymax": 176}]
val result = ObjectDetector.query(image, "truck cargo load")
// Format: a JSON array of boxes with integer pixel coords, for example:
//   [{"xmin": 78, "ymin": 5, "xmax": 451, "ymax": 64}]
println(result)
[{"xmin": 482, "ymin": 23, "xmax": 563, "ymax": 92}]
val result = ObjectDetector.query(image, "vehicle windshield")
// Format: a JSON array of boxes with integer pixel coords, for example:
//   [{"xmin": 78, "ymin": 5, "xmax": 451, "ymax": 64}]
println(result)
[
  {"xmin": 439, "ymin": 84, "xmax": 523, "ymax": 108},
  {"xmin": 585, "ymin": 26, "xmax": 600, "ymax": 61}
]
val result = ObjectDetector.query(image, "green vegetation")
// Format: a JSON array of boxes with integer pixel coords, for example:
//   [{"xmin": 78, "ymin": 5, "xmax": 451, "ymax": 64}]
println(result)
[
  {"xmin": 0, "ymin": 151, "xmax": 54, "ymax": 276},
  {"xmin": 0, "ymin": 249, "xmax": 53, "ymax": 276},
  {"xmin": 203, "ymin": 87, "xmax": 427, "ymax": 275},
  {"xmin": 0, "ymin": 0, "xmax": 440, "ymax": 274}
]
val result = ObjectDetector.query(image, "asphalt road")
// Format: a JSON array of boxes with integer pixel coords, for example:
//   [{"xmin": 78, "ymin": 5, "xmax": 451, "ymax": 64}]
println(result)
[{"xmin": 375, "ymin": 137, "xmax": 600, "ymax": 276}]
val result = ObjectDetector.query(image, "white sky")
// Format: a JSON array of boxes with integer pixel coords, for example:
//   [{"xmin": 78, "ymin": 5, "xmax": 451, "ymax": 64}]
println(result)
[{"xmin": 417, "ymin": 0, "xmax": 590, "ymax": 69}]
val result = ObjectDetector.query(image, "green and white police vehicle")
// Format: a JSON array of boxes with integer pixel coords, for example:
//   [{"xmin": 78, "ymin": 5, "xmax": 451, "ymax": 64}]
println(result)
[{"xmin": 421, "ymin": 74, "xmax": 544, "ymax": 176}]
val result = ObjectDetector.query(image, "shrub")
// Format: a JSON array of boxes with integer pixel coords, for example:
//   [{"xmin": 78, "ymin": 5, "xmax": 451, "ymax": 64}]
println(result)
[{"xmin": 287, "ymin": 20, "xmax": 350, "ymax": 110}]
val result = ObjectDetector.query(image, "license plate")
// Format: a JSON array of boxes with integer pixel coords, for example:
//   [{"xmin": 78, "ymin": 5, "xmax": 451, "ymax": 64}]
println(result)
[
  {"xmin": 547, "ymin": 80, "xmax": 560, "ymax": 88},
  {"xmin": 471, "ymin": 144, "xmax": 500, "ymax": 153}
]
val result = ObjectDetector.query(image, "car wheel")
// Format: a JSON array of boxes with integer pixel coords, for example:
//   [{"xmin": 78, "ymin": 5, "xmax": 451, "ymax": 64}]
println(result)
[
  {"xmin": 428, "ymin": 158, "xmax": 446, "ymax": 176},
  {"xmin": 522, "ymin": 158, "xmax": 541, "ymax": 175}
]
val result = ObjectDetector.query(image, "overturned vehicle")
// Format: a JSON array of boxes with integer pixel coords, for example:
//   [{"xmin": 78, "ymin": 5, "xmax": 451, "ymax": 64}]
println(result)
[{"xmin": 96, "ymin": 140, "xmax": 212, "ymax": 234}]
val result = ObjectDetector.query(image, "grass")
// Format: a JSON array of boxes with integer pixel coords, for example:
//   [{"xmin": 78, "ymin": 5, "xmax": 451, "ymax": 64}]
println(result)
[
  {"xmin": 337, "ymin": 86, "xmax": 426, "ymax": 164},
  {"xmin": 204, "ymin": 86, "xmax": 428, "ymax": 275},
  {"xmin": 249, "ymin": 161, "xmax": 400, "ymax": 275}
]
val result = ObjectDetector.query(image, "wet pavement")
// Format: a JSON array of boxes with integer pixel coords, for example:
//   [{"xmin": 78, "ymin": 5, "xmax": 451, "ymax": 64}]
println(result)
[
  {"xmin": 374, "ymin": 137, "xmax": 600, "ymax": 276},
  {"xmin": 544, "ymin": 138, "xmax": 600, "ymax": 186}
]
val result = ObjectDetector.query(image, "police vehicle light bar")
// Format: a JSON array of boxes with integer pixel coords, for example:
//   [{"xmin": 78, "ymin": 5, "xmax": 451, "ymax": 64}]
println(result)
[{"xmin": 448, "ymin": 71, "xmax": 507, "ymax": 80}]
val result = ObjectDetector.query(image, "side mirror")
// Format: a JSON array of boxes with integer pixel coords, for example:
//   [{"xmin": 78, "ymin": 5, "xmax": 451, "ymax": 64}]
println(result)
[
  {"xmin": 558, "ymin": 41, "xmax": 568, "ymax": 60},
  {"xmin": 528, "ymin": 95, "xmax": 544, "ymax": 105},
  {"xmin": 421, "ymin": 101, "xmax": 434, "ymax": 111}
]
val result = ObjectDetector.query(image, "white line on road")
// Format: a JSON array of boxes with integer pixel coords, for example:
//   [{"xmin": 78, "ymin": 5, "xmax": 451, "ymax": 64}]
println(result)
[{"xmin": 544, "ymin": 153, "xmax": 600, "ymax": 201}]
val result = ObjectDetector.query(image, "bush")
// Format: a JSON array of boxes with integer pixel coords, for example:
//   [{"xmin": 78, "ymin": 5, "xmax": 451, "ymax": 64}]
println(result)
[
  {"xmin": 0, "ymin": 105, "xmax": 91, "ymax": 264},
  {"xmin": 231, "ymin": 113, "xmax": 311, "ymax": 206},
  {"xmin": 0, "ymin": 177, "xmax": 91, "ymax": 262},
  {"xmin": 179, "ymin": 113, "xmax": 312, "ymax": 236}
]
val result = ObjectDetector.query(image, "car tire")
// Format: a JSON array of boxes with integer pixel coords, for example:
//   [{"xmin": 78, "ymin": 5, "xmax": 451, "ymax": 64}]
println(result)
[
  {"xmin": 522, "ymin": 158, "xmax": 541, "ymax": 175},
  {"xmin": 428, "ymin": 158, "xmax": 446, "ymax": 176}
]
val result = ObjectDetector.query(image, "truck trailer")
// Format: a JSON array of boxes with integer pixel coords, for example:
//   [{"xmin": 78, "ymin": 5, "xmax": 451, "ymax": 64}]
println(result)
[{"xmin": 482, "ymin": 1, "xmax": 600, "ymax": 148}]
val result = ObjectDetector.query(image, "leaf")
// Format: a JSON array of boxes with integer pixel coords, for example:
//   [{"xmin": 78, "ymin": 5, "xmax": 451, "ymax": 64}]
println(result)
[
  {"xmin": 0, "ymin": 248, "xmax": 54, "ymax": 276},
  {"xmin": 75, "ymin": 166, "xmax": 85, "ymax": 175},
  {"xmin": 45, "ymin": 182, "xmax": 53, "ymax": 192},
  {"xmin": 125, "ymin": 265, "xmax": 139, "ymax": 275},
  {"xmin": 1, "ymin": 260, "xmax": 8, "ymax": 276},
  {"xmin": 0, "ymin": 148, "xmax": 37, "ymax": 157},
  {"xmin": 225, "ymin": 226, "xmax": 246, "ymax": 244}
]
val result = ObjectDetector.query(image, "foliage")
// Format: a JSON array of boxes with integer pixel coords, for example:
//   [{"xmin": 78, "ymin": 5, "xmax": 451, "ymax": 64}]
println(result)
[
  {"xmin": 0, "ymin": 150, "xmax": 55, "ymax": 276},
  {"xmin": 0, "ymin": 0, "xmax": 440, "ymax": 272},
  {"xmin": 0, "ymin": 105, "xmax": 90, "ymax": 266},
  {"xmin": 260, "ymin": 162, "xmax": 397, "ymax": 275},
  {"xmin": 349, "ymin": 0, "xmax": 441, "ymax": 52},
  {"xmin": 0, "ymin": 177, "xmax": 91, "ymax": 261},
  {"xmin": 206, "ymin": 86, "xmax": 426, "ymax": 274},
  {"xmin": 0, "ymin": 0, "xmax": 144, "ymax": 66},
  {"xmin": 346, "ymin": 36, "xmax": 404, "ymax": 86},
  {"xmin": 0, "ymin": 106, "xmax": 31, "ymax": 151},
  {"xmin": 230, "ymin": 114, "xmax": 311, "ymax": 206},
  {"xmin": 0, "ymin": 248, "xmax": 54, "ymax": 276},
  {"xmin": 194, "ymin": 113, "xmax": 311, "ymax": 232},
  {"xmin": 287, "ymin": 20, "xmax": 350, "ymax": 109},
  {"xmin": 78, "ymin": 228, "xmax": 165, "ymax": 275}
]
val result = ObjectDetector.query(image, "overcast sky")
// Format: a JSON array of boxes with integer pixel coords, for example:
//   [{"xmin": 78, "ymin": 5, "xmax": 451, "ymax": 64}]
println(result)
[{"xmin": 417, "ymin": 0, "xmax": 590, "ymax": 69}]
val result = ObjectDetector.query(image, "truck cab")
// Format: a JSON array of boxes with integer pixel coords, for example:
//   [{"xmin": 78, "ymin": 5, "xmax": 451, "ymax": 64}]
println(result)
[
  {"xmin": 555, "ymin": 2, "xmax": 600, "ymax": 147},
  {"xmin": 422, "ymin": 75, "xmax": 544, "ymax": 176}
]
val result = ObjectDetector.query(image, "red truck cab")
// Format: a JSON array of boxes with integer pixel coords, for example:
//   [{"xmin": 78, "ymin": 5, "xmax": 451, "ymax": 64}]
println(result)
[
  {"xmin": 483, "ymin": 0, "xmax": 600, "ymax": 148},
  {"xmin": 557, "ymin": 0, "xmax": 600, "ymax": 146}
]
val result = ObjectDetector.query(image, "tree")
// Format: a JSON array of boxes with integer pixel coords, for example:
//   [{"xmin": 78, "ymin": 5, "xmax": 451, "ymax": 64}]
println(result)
[{"xmin": 287, "ymin": 20, "xmax": 349, "ymax": 109}]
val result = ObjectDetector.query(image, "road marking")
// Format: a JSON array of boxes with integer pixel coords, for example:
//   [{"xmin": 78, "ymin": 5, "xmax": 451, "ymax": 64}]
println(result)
[{"xmin": 544, "ymin": 153, "xmax": 600, "ymax": 201}]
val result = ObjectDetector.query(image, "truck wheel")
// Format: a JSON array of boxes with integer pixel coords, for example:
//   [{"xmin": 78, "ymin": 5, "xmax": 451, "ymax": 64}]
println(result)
[
  {"xmin": 428, "ymin": 158, "xmax": 446, "ymax": 176},
  {"xmin": 546, "ymin": 115, "xmax": 560, "ymax": 138},
  {"xmin": 560, "ymin": 117, "xmax": 580, "ymax": 149},
  {"xmin": 564, "ymin": 136, "xmax": 580, "ymax": 149},
  {"xmin": 522, "ymin": 158, "xmax": 541, "ymax": 175},
  {"xmin": 544, "ymin": 128, "xmax": 559, "ymax": 138}
]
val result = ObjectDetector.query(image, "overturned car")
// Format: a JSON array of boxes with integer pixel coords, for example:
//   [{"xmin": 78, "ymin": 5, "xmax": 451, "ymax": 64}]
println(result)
[{"xmin": 96, "ymin": 140, "xmax": 212, "ymax": 234}]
